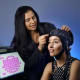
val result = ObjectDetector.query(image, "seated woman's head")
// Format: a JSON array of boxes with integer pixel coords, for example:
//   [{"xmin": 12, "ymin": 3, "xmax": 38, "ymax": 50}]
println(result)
[{"xmin": 48, "ymin": 29, "xmax": 73, "ymax": 58}]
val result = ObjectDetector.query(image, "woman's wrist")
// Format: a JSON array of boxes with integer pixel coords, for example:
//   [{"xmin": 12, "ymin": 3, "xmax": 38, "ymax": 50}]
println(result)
[{"xmin": 38, "ymin": 45, "xmax": 44, "ymax": 52}]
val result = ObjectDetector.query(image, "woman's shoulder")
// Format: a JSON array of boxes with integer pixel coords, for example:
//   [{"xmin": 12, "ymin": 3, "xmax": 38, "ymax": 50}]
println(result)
[
  {"xmin": 71, "ymin": 59, "xmax": 80, "ymax": 67},
  {"xmin": 44, "ymin": 62, "xmax": 52, "ymax": 71},
  {"xmin": 47, "ymin": 62, "xmax": 52, "ymax": 67},
  {"xmin": 44, "ymin": 62, "xmax": 53, "ymax": 73},
  {"xmin": 40, "ymin": 22, "xmax": 56, "ymax": 29},
  {"xmin": 70, "ymin": 59, "xmax": 80, "ymax": 74},
  {"xmin": 69, "ymin": 59, "xmax": 80, "ymax": 80},
  {"xmin": 68, "ymin": 55, "xmax": 80, "ymax": 68},
  {"xmin": 39, "ymin": 22, "xmax": 56, "ymax": 34}
]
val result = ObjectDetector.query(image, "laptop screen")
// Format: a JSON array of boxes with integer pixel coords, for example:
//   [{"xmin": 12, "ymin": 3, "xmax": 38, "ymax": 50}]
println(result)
[{"xmin": 0, "ymin": 47, "xmax": 25, "ymax": 79}]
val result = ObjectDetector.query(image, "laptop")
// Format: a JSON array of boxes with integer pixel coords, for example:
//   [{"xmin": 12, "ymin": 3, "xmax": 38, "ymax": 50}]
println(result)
[{"xmin": 0, "ymin": 46, "xmax": 25, "ymax": 79}]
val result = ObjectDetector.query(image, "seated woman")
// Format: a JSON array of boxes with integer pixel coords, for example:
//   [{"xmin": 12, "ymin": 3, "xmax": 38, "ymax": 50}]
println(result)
[{"xmin": 41, "ymin": 29, "xmax": 80, "ymax": 80}]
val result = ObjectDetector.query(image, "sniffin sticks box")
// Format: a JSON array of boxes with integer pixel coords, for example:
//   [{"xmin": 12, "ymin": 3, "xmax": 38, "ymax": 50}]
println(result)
[{"xmin": 0, "ymin": 47, "xmax": 25, "ymax": 79}]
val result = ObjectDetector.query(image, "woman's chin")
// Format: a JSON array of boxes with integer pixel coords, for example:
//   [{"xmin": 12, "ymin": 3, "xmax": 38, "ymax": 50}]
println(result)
[{"xmin": 50, "ymin": 52, "xmax": 55, "ymax": 57}]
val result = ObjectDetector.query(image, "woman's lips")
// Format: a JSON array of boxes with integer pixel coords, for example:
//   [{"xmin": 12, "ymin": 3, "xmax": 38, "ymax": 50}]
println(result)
[
  {"xmin": 31, "ymin": 24, "xmax": 36, "ymax": 28},
  {"xmin": 49, "ymin": 49, "xmax": 54, "ymax": 53}
]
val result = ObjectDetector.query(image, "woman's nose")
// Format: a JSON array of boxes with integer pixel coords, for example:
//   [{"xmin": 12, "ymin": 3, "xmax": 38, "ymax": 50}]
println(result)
[
  {"xmin": 49, "ymin": 44, "xmax": 54, "ymax": 48},
  {"xmin": 30, "ymin": 19, "xmax": 35, "ymax": 23}
]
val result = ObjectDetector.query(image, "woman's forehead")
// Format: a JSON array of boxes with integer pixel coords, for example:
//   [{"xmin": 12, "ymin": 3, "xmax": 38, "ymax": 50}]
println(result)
[
  {"xmin": 49, "ymin": 36, "xmax": 60, "ymax": 41},
  {"xmin": 25, "ymin": 10, "xmax": 35, "ymax": 18}
]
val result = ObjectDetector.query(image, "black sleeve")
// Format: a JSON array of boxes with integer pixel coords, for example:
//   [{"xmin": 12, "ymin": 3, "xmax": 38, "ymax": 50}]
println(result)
[
  {"xmin": 19, "ymin": 46, "xmax": 45, "ymax": 71},
  {"xmin": 40, "ymin": 22, "xmax": 56, "ymax": 34}
]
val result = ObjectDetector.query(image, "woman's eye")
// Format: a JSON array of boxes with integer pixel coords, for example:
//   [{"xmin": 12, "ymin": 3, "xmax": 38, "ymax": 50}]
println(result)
[
  {"xmin": 48, "ymin": 40, "xmax": 59, "ymax": 44},
  {"xmin": 32, "ymin": 16, "xmax": 36, "ymax": 20},
  {"xmin": 25, "ymin": 19, "xmax": 30, "ymax": 22},
  {"xmin": 48, "ymin": 41, "xmax": 51, "ymax": 43},
  {"xmin": 54, "ymin": 41, "xmax": 58, "ymax": 43}
]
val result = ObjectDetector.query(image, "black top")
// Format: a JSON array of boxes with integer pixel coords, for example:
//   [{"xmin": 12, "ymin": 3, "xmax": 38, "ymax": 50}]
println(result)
[{"xmin": 52, "ymin": 55, "xmax": 76, "ymax": 80}]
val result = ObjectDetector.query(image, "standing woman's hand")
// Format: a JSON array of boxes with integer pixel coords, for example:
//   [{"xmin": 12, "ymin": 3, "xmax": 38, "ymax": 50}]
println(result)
[
  {"xmin": 61, "ymin": 25, "xmax": 70, "ymax": 32},
  {"xmin": 38, "ymin": 34, "xmax": 49, "ymax": 52}
]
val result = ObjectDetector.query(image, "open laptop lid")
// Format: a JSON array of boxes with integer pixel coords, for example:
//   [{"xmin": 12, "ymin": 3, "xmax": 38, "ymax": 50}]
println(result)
[{"xmin": 0, "ymin": 46, "xmax": 25, "ymax": 79}]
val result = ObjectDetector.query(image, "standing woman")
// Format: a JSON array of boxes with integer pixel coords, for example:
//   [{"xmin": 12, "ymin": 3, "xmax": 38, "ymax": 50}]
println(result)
[{"xmin": 11, "ymin": 6, "xmax": 56, "ymax": 80}]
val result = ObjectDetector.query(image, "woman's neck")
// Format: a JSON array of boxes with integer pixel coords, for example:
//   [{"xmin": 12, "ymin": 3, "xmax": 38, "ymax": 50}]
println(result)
[
  {"xmin": 30, "ymin": 30, "xmax": 39, "ymax": 44},
  {"xmin": 56, "ymin": 52, "xmax": 67, "ymax": 67},
  {"xmin": 30, "ymin": 30, "xmax": 36, "ymax": 34}
]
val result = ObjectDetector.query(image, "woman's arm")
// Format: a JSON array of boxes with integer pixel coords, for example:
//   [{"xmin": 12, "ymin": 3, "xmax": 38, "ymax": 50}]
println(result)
[
  {"xmin": 41, "ymin": 62, "xmax": 52, "ymax": 80},
  {"xmin": 69, "ymin": 60, "xmax": 80, "ymax": 80},
  {"xmin": 23, "ymin": 47, "xmax": 45, "ymax": 70}
]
